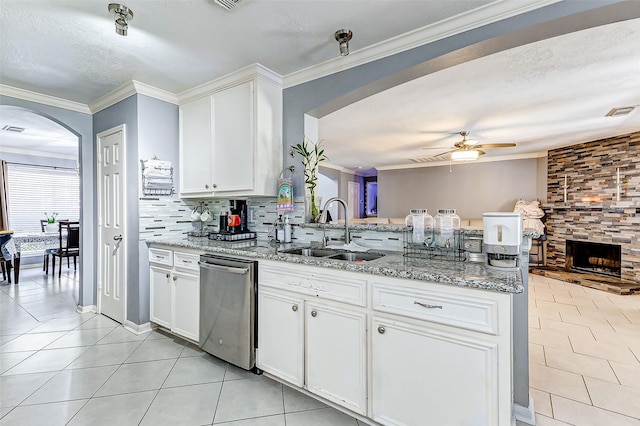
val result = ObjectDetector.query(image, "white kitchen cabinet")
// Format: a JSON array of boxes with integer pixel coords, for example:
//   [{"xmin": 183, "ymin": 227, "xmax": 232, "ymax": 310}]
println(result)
[
  {"xmin": 306, "ymin": 301, "xmax": 367, "ymax": 415},
  {"xmin": 257, "ymin": 260, "xmax": 368, "ymax": 415},
  {"xmin": 149, "ymin": 265, "xmax": 172, "ymax": 329},
  {"xmin": 179, "ymin": 65, "xmax": 282, "ymax": 198},
  {"xmin": 149, "ymin": 246, "xmax": 201, "ymax": 342},
  {"xmin": 257, "ymin": 290, "xmax": 304, "ymax": 387}
]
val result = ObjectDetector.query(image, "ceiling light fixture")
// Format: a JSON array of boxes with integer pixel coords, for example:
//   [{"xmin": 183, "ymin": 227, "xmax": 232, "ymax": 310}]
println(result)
[
  {"xmin": 108, "ymin": 3, "xmax": 134, "ymax": 36},
  {"xmin": 451, "ymin": 150, "xmax": 479, "ymax": 161},
  {"xmin": 335, "ymin": 29, "xmax": 353, "ymax": 56}
]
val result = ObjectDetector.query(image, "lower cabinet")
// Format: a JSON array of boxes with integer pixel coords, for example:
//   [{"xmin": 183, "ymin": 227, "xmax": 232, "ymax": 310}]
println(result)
[
  {"xmin": 306, "ymin": 301, "xmax": 367, "ymax": 415},
  {"xmin": 371, "ymin": 317, "xmax": 500, "ymax": 426},
  {"xmin": 149, "ymin": 246, "xmax": 201, "ymax": 342}
]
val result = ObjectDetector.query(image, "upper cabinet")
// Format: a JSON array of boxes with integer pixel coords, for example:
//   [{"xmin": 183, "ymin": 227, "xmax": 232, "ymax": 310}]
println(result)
[{"xmin": 179, "ymin": 64, "xmax": 283, "ymax": 198}]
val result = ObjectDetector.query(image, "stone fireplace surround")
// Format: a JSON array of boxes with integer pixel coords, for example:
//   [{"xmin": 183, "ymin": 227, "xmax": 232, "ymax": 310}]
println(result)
[{"xmin": 543, "ymin": 131, "xmax": 640, "ymax": 283}]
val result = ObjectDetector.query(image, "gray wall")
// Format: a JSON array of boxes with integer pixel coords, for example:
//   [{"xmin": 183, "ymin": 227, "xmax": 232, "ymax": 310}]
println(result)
[
  {"xmin": 136, "ymin": 95, "xmax": 180, "ymax": 325},
  {"xmin": 0, "ymin": 96, "xmax": 95, "ymax": 307},
  {"xmin": 378, "ymin": 158, "xmax": 539, "ymax": 219}
]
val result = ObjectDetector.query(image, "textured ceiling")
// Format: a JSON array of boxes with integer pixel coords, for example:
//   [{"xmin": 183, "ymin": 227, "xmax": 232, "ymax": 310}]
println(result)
[{"xmin": 1, "ymin": 1, "xmax": 639, "ymax": 167}]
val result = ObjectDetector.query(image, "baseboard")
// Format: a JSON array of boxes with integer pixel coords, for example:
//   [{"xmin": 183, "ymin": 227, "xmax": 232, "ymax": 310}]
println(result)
[
  {"xmin": 124, "ymin": 321, "xmax": 153, "ymax": 335},
  {"xmin": 514, "ymin": 397, "xmax": 536, "ymax": 425},
  {"xmin": 76, "ymin": 304, "xmax": 97, "ymax": 314}
]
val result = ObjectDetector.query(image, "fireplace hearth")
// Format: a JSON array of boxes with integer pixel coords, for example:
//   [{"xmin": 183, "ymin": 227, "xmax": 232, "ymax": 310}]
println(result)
[{"xmin": 566, "ymin": 240, "xmax": 621, "ymax": 278}]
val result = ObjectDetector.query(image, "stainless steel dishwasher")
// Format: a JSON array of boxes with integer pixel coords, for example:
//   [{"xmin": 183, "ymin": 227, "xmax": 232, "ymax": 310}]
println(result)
[{"xmin": 198, "ymin": 254, "xmax": 258, "ymax": 371}]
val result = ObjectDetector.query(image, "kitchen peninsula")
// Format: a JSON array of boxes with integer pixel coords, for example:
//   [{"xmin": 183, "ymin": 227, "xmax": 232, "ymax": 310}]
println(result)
[{"xmin": 147, "ymin": 232, "xmax": 525, "ymax": 426}]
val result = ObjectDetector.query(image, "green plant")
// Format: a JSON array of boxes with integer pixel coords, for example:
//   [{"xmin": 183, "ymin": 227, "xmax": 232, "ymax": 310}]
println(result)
[
  {"xmin": 44, "ymin": 212, "xmax": 58, "ymax": 224},
  {"xmin": 291, "ymin": 137, "xmax": 328, "ymax": 221}
]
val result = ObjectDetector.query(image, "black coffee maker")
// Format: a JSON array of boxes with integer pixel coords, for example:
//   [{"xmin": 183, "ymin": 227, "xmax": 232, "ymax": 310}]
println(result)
[{"xmin": 228, "ymin": 199, "xmax": 249, "ymax": 233}]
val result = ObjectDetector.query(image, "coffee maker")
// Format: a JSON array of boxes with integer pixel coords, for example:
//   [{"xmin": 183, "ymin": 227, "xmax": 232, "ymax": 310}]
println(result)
[
  {"xmin": 228, "ymin": 199, "xmax": 249, "ymax": 233},
  {"xmin": 482, "ymin": 212, "xmax": 522, "ymax": 271}
]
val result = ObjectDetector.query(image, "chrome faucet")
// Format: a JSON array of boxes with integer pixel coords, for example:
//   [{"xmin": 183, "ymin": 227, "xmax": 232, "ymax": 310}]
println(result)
[{"xmin": 319, "ymin": 197, "xmax": 350, "ymax": 246}]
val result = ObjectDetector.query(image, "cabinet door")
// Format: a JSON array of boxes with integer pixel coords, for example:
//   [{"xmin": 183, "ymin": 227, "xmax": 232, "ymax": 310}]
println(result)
[
  {"xmin": 180, "ymin": 96, "xmax": 214, "ymax": 196},
  {"xmin": 172, "ymin": 270, "xmax": 200, "ymax": 342},
  {"xmin": 372, "ymin": 317, "xmax": 499, "ymax": 426},
  {"xmin": 306, "ymin": 302, "xmax": 367, "ymax": 416},
  {"xmin": 211, "ymin": 81, "xmax": 254, "ymax": 192},
  {"xmin": 257, "ymin": 290, "xmax": 304, "ymax": 387},
  {"xmin": 150, "ymin": 265, "xmax": 172, "ymax": 329}
]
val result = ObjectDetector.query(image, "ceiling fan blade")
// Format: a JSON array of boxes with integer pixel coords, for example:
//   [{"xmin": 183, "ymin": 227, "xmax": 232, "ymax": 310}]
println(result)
[
  {"xmin": 421, "ymin": 146, "xmax": 453, "ymax": 150},
  {"xmin": 477, "ymin": 150, "xmax": 486, "ymax": 156},
  {"xmin": 474, "ymin": 143, "xmax": 516, "ymax": 149}
]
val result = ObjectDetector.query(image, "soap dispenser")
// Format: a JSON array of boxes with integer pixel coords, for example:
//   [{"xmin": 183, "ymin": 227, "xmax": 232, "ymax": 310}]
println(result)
[
  {"xmin": 274, "ymin": 215, "xmax": 284, "ymax": 242},
  {"xmin": 283, "ymin": 215, "xmax": 292, "ymax": 243}
]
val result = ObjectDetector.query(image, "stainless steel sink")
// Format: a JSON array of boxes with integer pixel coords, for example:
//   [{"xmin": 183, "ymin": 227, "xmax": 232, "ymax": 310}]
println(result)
[
  {"xmin": 279, "ymin": 247, "xmax": 384, "ymax": 262},
  {"xmin": 279, "ymin": 248, "xmax": 340, "ymax": 257},
  {"xmin": 326, "ymin": 252, "xmax": 384, "ymax": 262}
]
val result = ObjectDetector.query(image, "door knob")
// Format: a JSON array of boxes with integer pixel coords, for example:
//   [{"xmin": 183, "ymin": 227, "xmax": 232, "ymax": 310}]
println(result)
[{"xmin": 113, "ymin": 235, "xmax": 123, "ymax": 241}]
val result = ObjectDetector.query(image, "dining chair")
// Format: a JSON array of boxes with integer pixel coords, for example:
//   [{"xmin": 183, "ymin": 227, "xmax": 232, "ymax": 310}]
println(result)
[
  {"xmin": 51, "ymin": 221, "xmax": 80, "ymax": 278},
  {"xmin": 40, "ymin": 219, "xmax": 57, "ymax": 273},
  {"xmin": 0, "ymin": 231, "xmax": 14, "ymax": 283}
]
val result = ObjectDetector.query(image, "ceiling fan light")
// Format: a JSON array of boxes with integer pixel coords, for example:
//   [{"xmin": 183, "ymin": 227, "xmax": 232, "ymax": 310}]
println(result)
[{"xmin": 451, "ymin": 150, "xmax": 479, "ymax": 161}]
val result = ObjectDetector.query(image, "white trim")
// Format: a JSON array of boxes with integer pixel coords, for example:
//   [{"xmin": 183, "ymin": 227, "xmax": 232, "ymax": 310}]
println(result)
[
  {"xmin": 0, "ymin": 84, "xmax": 91, "ymax": 114},
  {"xmin": 0, "ymin": 146, "xmax": 78, "ymax": 161},
  {"xmin": 177, "ymin": 63, "xmax": 282, "ymax": 104},
  {"xmin": 282, "ymin": 0, "xmax": 561, "ymax": 88},
  {"xmin": 76, "ymin": 304, "xmax": 97, "ymax": 314},
  {"xmin": 375, "ymin": 151, "xmax": 548, "ymax": 171},
  {"xmin": 513, "ymin": 396, "xmax": 536, "ymax": 425},
  {"xmin": 124, "ymin": 321, "xmax": 153, "ymax": 335},
  {"xmin": 87, "ymin": 81, "xmax": 179, "ymax": 114},
  {"xmin": 96, "ymin": 124, "xmax": 128, "ymax": 324}
]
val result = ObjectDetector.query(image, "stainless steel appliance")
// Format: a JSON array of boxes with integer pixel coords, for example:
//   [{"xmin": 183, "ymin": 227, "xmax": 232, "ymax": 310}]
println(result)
[{"xmin": 199, "ymin": 254, "xmax": 258, "ymax": 370}]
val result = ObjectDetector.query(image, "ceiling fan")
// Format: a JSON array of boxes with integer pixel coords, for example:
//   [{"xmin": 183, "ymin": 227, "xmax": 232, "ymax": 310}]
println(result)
[{"xmin": 423, "ymin": 131, "xmax": 516, "ymax": 161}]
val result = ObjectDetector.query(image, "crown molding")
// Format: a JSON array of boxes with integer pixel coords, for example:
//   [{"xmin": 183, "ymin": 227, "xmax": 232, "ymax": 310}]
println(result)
[
  {"xmin": 89, "ymin": 80, "xmax": 178, "ymax": 113},
  {"xmin": 375, "ymin": 151, "xmax": 547, "ymax": 171},
  {"xmin": 177, "ymin": 63, "xmax": 282, "ymax": 104},
  {"xmin": 282, "ymin": 0, "xmax": 561, "ymax": 88},
  {"xmin": 0, "ymin": 84, "xmax": 91, "ymax": 114}
]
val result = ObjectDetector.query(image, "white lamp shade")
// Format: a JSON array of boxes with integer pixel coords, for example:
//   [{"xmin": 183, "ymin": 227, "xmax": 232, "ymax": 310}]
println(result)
[{"xmin": 451, "ymin": 150, "xmax": 479, "ymax": 161}]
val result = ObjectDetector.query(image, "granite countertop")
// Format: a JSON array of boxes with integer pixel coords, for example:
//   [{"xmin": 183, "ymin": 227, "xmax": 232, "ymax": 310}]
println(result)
[{"xmin": 146, "ymin": 235, "xmax": 524, "ymax": 294}]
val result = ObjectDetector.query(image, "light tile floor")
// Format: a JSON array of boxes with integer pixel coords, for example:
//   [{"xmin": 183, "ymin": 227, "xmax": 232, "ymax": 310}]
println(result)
[
  {"xmin": 0, "ymin": 267, "xmax": 365, "ymax": 426},
  {"xmin": 528, "ymin": 273, "xmax": 640, "ymax": 425},
  {"xmin": 2, "ymin": 267, "xmax": 640, "ymax": 425}
]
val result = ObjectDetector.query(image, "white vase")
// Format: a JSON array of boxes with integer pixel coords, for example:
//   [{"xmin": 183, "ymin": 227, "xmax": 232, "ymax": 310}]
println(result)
[{"xmin": 45, "ymin": 223, "xmax": 58, "ymax": 233}]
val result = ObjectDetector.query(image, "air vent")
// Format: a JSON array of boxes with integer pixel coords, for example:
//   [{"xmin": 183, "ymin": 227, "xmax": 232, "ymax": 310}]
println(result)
[
  {"xmin": 215, "ymin": 0, "xmax": 241, "ymax": 10},
  {"xmin": 411, "ymin": 153, "xmax": 449, "ymax": 163},
  {"xmin": 2, "ymin": 125, "xmax": 26, "ymax": 133},
  {"xmin": 605, "ymin": 106, "xmax": 635, "ymax": 117}
]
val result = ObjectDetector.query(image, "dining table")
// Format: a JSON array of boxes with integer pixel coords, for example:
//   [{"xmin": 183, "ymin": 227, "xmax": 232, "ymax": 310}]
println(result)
[{"xmin": 2, "ymin": 232, "xmax": 60, "ymax": 284}]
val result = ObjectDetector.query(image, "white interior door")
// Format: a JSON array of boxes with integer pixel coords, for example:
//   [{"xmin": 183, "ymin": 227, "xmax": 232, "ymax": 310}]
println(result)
[
  {"xmin": 348, "ymin": 181, "xmax": 360, "ymax": 219},
  {"xmin": 97, "ymin": 125, "xmax": 126, "ymax": 323}
]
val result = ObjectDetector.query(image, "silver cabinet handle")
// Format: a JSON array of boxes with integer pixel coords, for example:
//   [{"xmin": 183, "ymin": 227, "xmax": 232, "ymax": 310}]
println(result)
[
  {"xmin": 113, "ymin": 235, "xmax": 122, "ymax": 241},
  {"xmin": 414, "ymin": 301, "xmax": 443, "ymax": 309},
  {"xmin": 213, "ymin": 184, "xmax": 217, "ymax": 188},
  {"xmin": 311, "ymin": 310, "xmax": 317, "ymax": 317},
  {"xmin": 172, "ymin": 275, "xmax": 177, "ymax": 281},
  {"xmin": 205, "ymin": 184, "xmax": 209, "ymax": 189},
  {"xmin": 165, "ymin": 273, "xmax": 170, "ymax": 278},
  {"xmin": 292, "ymin": 305, "xmax": 298, "ymax": 312},
  {"xmin": 378, "ymin": 326, "xmax": 385, "ymax": 334},
  {"xmin": 182, "ymin": 259, "xmax": 192, "ymax": 263}
]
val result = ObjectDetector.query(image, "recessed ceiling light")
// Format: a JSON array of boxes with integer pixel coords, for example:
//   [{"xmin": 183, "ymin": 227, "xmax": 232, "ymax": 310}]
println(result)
[{"xmin": 605, "ymin": 106, "xmax": 635, "ymax": 117}]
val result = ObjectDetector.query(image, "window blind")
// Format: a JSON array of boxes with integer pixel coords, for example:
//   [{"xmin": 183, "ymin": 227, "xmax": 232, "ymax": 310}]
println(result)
[{"xmin": 6, "ymin": 163, "xmax": 80, "ymax": 233}]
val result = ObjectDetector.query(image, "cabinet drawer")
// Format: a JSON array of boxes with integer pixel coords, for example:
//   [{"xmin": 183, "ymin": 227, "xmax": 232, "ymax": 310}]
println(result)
[
  {"xmin": 260, "ymin": 262, "xmax": 367, "ymax": 307},
  {"xmin": 149, "ymin": 248, "xmax": 173, "ymax": 266},
  {"xmin": 174, "ymin": 251, "xmax": 200, "ymax": 272},
  {"xmin": 372, "ymin": 283, "xmax": 499, "ymax": 335}
]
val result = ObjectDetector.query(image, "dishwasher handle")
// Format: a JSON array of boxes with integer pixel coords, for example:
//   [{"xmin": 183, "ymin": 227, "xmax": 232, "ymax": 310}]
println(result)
[{"xmin": 198, "ymin": 261, "xmax": 250, "ymax": 275}]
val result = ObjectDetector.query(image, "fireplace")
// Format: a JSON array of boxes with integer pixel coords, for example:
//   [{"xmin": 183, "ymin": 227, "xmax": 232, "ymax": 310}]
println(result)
[{"xmin": 566, "ymin": 240, "xmax": 621, "ymax": 278}]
